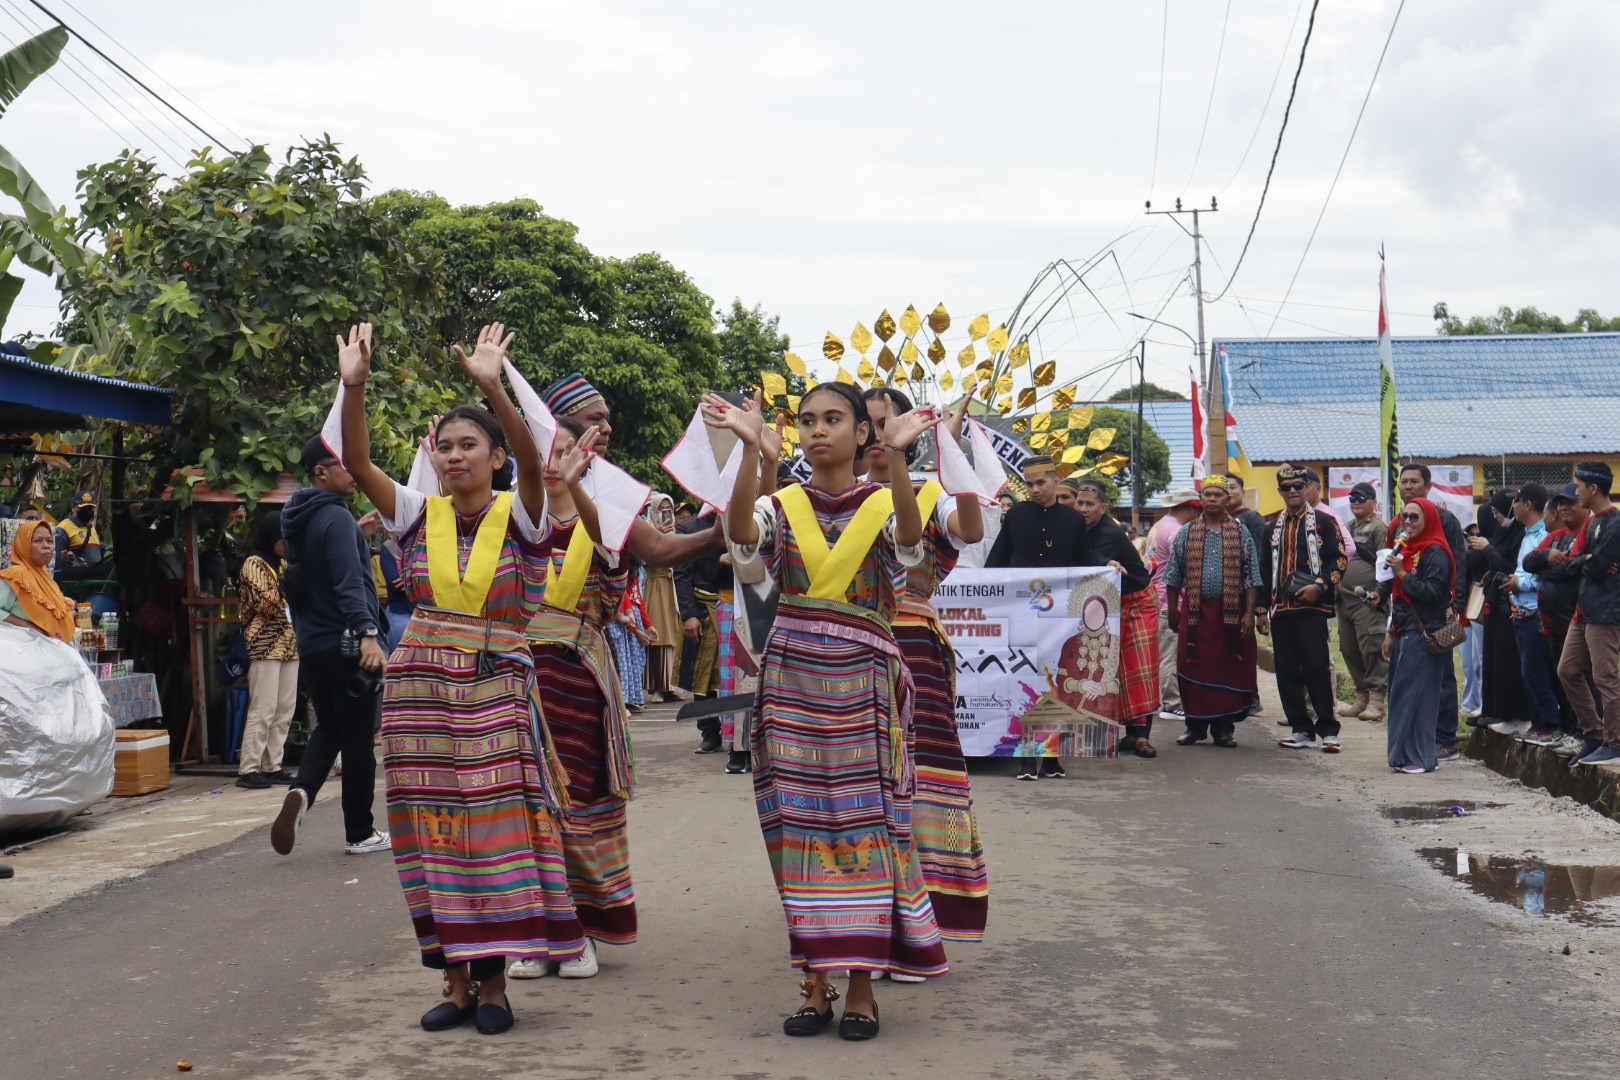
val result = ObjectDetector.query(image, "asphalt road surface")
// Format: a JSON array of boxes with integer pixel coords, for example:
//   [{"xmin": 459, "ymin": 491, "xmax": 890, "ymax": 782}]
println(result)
[{"xmin": 1, "ymin": 713, "xmax": 1613, "ymax": 1080}]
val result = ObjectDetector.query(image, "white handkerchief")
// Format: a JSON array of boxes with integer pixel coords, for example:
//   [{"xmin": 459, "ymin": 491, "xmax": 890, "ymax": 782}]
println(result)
[{"xmin": 663, "ymin": 404, "xmax": 746, "ymax": 513}]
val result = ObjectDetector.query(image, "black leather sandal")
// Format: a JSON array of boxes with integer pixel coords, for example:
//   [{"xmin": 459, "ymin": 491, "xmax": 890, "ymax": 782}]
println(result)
[
  {"xmin": 783, "ymin": 976, "xmax": 838, "ymax": 1036},
  {"xmin": 838, "ymin": 1002, "xmax": 880, "ymax": 1041}
]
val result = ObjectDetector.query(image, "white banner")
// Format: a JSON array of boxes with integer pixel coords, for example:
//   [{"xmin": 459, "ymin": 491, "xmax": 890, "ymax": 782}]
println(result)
[
  {"xmin": 934, "ymin": 566, "xmax": 1123, "ymax": 758},
  {"xmin": 1429, "ymin": 464, "xmax": 1475, "ymax": 526},
  {"xmin": 1327, "ymin": 465, "xmax": 1383, "ymax": 528}
]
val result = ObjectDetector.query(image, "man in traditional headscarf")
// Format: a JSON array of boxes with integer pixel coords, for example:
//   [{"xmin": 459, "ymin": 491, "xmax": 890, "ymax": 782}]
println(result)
[
  {"xmin": 1148, "ymin": 489, "xmax": 1201, "ymax": 727},
  {"xmin": 1261, "ymin": 466, "xmax": 1348, "ymax": 752},
  {"xmin": 986, "ymin": 456, "xmax": 1091, "ymax": 569},
  {"xmin": 541, "ymin": 371, "xmax": 614, "ymax": 450},
  {"xmin": 1163, "ymin": 475, "xmax": 1263, "ymax": 746}
]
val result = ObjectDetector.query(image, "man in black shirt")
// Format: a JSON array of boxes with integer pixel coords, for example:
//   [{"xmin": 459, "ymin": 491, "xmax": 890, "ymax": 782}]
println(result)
[
  {"xmin": 1073, "ymin": 479, "xmax": 1159, "ymax": 757},
  {"xmin": 1224, "ymin": 474, "xmax": 1269, "ymax": 555},
  {"xmin": 986, "ymin": 456, "xmax": 1091, "ymax": 570}
]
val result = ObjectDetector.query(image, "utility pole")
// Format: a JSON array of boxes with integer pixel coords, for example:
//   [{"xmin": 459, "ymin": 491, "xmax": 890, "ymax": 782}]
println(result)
[
  {"xmin": 1145, "ymin": 197, "xmax": 1222, "ymax": 472},
  {"xmin": 1133, "ymin": 338, "xmax": 1145, "ymax": 532}
]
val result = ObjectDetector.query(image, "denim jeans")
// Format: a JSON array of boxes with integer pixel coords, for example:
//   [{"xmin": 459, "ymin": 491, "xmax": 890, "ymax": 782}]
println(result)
[
  {"xmin": 1459, "ymin": 621, "xmax": 1484, "ymax": 715},
  {"xmin": 1514, "ymin": 615, "xmax": 1560, "ymax": 731}
]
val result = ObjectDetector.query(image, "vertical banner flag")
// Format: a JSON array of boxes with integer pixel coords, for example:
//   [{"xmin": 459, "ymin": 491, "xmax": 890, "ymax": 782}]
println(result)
[
  {"xmin": 1189, "ymin": 366, "xmax": 1206, "ymax": 479},
  {"xmin": 1378, "ymin": 258, "xmax": 1399, "ymax": 520},
  {"xmin": 1217, "ymin": 346, "xmax": 1244, "ymax": 464}
]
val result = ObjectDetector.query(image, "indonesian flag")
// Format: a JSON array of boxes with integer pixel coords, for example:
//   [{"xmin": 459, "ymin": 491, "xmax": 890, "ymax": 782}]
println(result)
[{"xmin": 1189, "ymin": 365, "xmax": 1207, "ymax": 479}]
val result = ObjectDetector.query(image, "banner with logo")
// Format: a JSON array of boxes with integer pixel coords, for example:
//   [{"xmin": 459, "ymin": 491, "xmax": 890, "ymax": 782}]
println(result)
[
  {"xmin": 1428, "ymin": 464, "xmax": 1475, "ymax": 526},
  {"xmin": 1327, "ymin": 466, "xmax": 1383, "ymax": 528},
  {"xmin": 933, "ymin": 566, "xmax": 1123, "ymax": 758}
]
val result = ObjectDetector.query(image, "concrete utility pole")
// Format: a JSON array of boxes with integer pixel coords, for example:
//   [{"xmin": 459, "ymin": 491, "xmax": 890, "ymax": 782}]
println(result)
[{"xmin": 1144, "ymin": 198, "xmax": 1222, "ymax": 472}]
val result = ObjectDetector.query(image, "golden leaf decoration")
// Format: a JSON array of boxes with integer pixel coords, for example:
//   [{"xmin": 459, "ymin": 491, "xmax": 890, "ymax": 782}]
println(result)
[
  {"xmin": 997, "ymin": 396, "xmax": 1013, "ymax": 414},
  {"xmin": 1028, "ymin": 430, "xmax": 1047, "ymax": 448},
  {"xmin": 787, "ymin": 394, "xmax": 802, "ymax": 412},
  {"xmin": 1067, "ymin": 404, "xmax": 1095, "ymax": 428},
  {"xmin": 900, "ymin": 340, "xmax": 920, "ymax": 367},
  {"xmin": 1057, "ymin": 462, "xmax": 1076, "ymax": 479},
  {"xmin": 1086, "ymin": 426, "xmax": 1117, "ymax": 450},
  {"xmin": 1096, "ymin": 452, "xmax": 1129, "ymax": 475},
  {"xmin": 876, "ymin": 344, "xmax": 897, "ymax": 371},
  {"xmin": 911, "ymin": 363, "xmax": 924, "ymax": 381},
  {"xmin": 1062, "ymin": 445, "xmax": 1087, "ymax": 463},
  {"xmin": 1018, "ymin": 388, "xmax": 1037, "ymax": 409},
  {"xmin": 836, "ymin": 367, "xmax": 855, "ymax": 385},
  {"xmin": 962, "ymin": 373, "xmax": 978, "ymax": 393},
  {"xmin": 939, "ymin": 369, "xmax": 955, "ymax": 391},
  {"xmin": 762, "ymin": 372, "xmax": 788, "ymax": 401},
  {"xmin": 857, "ymin": 357, "xmax": 876, "ymax": 382},
  {"xmin": 927, "ymin": 338, "xmax": 945, "ymax": 363},
  {"xmin": 1047, "ymin": 428, "xmax": 1070, "ymax": 448},
  {"xmin": 1012, "ymin": 416, "xmax": 1029, "ymax": 433},
  {"xmin": 893, "ymin": 364, "xmax": 909, "ymax": 385},
  {"xmin": 900, "ymin": 305, "xmax": 922, "ymax": 337},
  {"xmin": 1033, "ymin": 360, "xmax": 1057, "ymax": 388},
  {"xmin": 805, "ymin": 377, "xmax": 818, "ymax": 391},
  {"xmin": 784, "ymin": 351, "xmax": 807, "ymax": 376},
  {"xmin": 1009, "ymin": 339, "xmax": 1031, "ymax": 369},
  {"xmin": 869, "ymin": 371, "xmax": 886, "ymax": 388},
  {"xmin": 968, "ymin": 313, "xmax": 990, "ymax": 341},
  {"xmin": 928, "ymin": 303, "xmax": 951, "ymax": 335},
  {"xmin": 957, "ymin": 342, "xmax": 977, "ymax": 369},
  {"xmin": 850, "ymin": 322, "xmax": 873, "ymax": 354},
  {"xmin": 1052, "ymin": 385, "xmax": 1077, "ymax": 411},
  {"xmin": 995, "ymin": 373, "xmax": 1014, "ymax": 395},
  {"xmin": 975, "ymin": 359, "xmax": 994, "ymax": 381},
  {"xmin": 979, "ymin": 381, "xmax": 995, "ymax": 401},
  {"xmin": 874, "ymin": 309, "xmax": 898, "ymax": 341},
  {"xmin": 987, "ymin": 324, "xmax": 1009, "ymax": 353},
  {"xmin": 1070, "ymin": 465, "xmax": 1095, "ymax": 477},
  {"xmin": 1032, "ymin": 412, "xmax": 1052, "ymax": 432},
  {"xmin": 824, "ymin": 332, "xmax": 845, "ymax": 363}
]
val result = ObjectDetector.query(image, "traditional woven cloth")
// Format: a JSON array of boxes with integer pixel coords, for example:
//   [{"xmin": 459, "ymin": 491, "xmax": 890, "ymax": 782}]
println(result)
[
  {"xmin": 541, "ymin": 371, "xmax": 605, "ymax": 417},
  {"xmin": 382, "ymin": 493, "xmax": 584, "ymax": 968},
  {"xmin": 1118, "ymin": 587, "xmax": 1161, "ymax": 723},
  {"xmin": 745, "ymin": 482, "xmax": 948, "ymax": 977},
  {"xmin": 1180, "ymin": 517, "xmax": 1245, "ymax": 658},
  {"xmin": 1176, "ymin": 596, "xmax": 1259, "ymax": 722}
]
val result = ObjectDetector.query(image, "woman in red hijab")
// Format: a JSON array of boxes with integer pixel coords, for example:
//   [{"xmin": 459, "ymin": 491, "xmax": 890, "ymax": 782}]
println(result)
[
  {"xmin": 1380, "ymin": 497, "xmax": 1453, "ymax": 773},
  {"xmin": 0, "ymin": 520, "xmax": 76, "ymax": 642}
]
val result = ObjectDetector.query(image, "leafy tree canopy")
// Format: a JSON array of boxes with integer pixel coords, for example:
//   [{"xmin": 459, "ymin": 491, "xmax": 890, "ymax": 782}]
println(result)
[
  {"xmin": 716, "ymin": 298, "xmax": 800, "ymax": 397},
  {"xmin": 1107, "ymin": 381, "xmax": 1185, "ymax": 402},
  {"xmin": 1433, "ymin": 302, "xmax": 1620, "ymax": 335},
  {"xmin": 1058, "ymin": 404, "xmax": 1172, "ymax": 505}
]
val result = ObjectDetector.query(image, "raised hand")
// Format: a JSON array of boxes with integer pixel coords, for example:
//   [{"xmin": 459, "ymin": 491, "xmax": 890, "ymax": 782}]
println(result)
[
  {"xmin": 761, "ymin": 413, "xmax": 786, "ymax": 462},
  {"xmin": 453, "ymin": 323, "xmax": 516, "ymax": 392},
  {"xmin": 883, "ymin": 405, "xmax": 945, "ymax": 451},
  {"xmin": 556, "ymin": 426, "xmax": 601, "ymax": 487},
  {"xmin": 943, "ymin": 394, "xmax": 972, "ymax": 442},
  {"xmin": 337, "ymin": 323, "xmax": 373, "ymax": 386},
  {"xmin": 700, "ymin": 392, "xmax": 764, "ymax": 446}
]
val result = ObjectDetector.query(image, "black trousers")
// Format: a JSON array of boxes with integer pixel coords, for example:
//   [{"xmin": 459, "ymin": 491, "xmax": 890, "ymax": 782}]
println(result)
[
  {"xmin": 293, "ymin": 645, "xmax": 380, "ymax": 844},
  {"xmin": 1272, "ymin": 610, "xmax": 1339, "ymax": 737},
  {"xmin": 423, "ymin": 952, "xmax": 505, "ymax": 980}
]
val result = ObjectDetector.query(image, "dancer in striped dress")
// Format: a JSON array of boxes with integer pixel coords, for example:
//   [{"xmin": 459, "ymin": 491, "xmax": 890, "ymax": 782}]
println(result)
[
  {"xmin": 335, "ymin": 322, "xmax": 599, "ymax": 1036},
  {"xmin": 862, "ymin": 389, "xmax": 989, "ymax": 948},
  {"xmin": 704, "ymin": 382, "xmax": 948, "ymax": 1042},
  {"xmin": 514, "ymin": 416, "xmax": 638, "ymax": 980}
]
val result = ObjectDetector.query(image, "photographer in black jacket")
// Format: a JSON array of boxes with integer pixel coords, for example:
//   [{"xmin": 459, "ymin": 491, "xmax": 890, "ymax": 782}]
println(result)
[{"xmin": 270, "ymin": 437, "xmax": 390, "ymax": 856}]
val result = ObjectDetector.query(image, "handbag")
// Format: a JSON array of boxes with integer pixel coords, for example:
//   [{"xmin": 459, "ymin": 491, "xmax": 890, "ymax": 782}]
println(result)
[
  {"xmin": 1413, "ymin": 606, "xmax": 1466, "ymax": 654},
  {"xmin": 1282, "ymin": 570, "xmax": 1320, "ymax": 602},
  {"xmin": 1464, "ymin": 580, "xmax": 1486, "ymax": 621}
]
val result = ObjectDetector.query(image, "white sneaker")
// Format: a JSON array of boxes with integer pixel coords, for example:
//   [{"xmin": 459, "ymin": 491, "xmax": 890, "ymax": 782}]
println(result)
[
  {"xmin": 1321, "ymin": 736, "xmax": 1342, "ymax": 753},
  {"xmin": 1487, "ymin": 720, "xmax": 1532, "ymax": 736},
  {"xmin": 890, "ymin": 972, "xmax": 926, "ymax": 983},
  {"xmin": 558, "ymin": 938, "xmax": 599, "ymax": 978},
  {"xmin": 1278, "ymin": 732, "xmax": 1319, "ymax": 750},
  {"xmin": 344, "ymin": 830, "xmax": 391, "ymax": 855},
  {"xmin": 1553, "ymin": 734, "xmax": 1587, "ymax": 757},
  {"xmin": 507, "ymin": 957, "xmax": 549, "ymax": 979}
]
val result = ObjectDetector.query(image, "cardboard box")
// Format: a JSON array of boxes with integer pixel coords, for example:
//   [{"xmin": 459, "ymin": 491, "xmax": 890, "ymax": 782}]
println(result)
[{"xmin": 112, "ymin": 729, "xmax": 170, "ymax": 796}]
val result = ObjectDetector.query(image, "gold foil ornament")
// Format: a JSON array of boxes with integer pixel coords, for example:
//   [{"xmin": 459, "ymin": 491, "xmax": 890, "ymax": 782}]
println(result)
[
  {"xmin": 975, "ymin": 359, "xmax": 993, "ymax": 382},
  {"xmin": 823, "ymin": 333, "xmax": 845, "ymax": 363},
  {"xmin": 858, "ymin": 357, "xmax": 876, "ymax": 382},
  {"xmin": 1046, "ymin": 428, "xmax": 1070, "ymax": 448},
  {"xmin": 928, "ymin": 303, "xmax": 950, "ymax": 334},
  {"xmin": 927, "ymin": 338, "xmax": 945, "ymax": 363},
  {"xmin": 996, "ymin": 396, "xmax": 1012, "ymax": 414},
  {"xmin": 957, "ymin": 342, "xmax": 976, "ymax": 369},
  {"xmin": 968, "ymin": 313, "xmax": 990, "ymax": 341},
  {"xmin": 762, "ymin": 372, "xmax": 788, "ymax": 401},
  {"xmin": 1032, "ymin": 411, "xmax": 1052, "ymax": 432},
  {"xmin": 836, "ymin": 367, "xmax": 855, "ymax": 385},
  {"xmin": 1012, "ymin": 416, "xmax": 1029, "ymax": 433},
  {"xmin": 1018, "ymin": 388, "xmax": 1037, "ymax": 409},
  {"xmin": 1096, "ymin": 452, "xmax": 1129, "ymax": 475},
  {"xmin": 874, "ymin": 309, "xmax": 897, "ymax": 342},
  {"xmin": 910, "ymin": 362, "xmax": 925, "ymax": 381},
  {"xmin": 850, "ymin": 322, "xmax": 873, "ymax": 354},
  {"xmin": 1033, "ymin": 360, "xmax": 1056, "ymax": 388},
  {"xmin": 900, "ymin": 305, "xmax": 922, "ymax": 337},
  {"xmin": 785, "ymin": 352, "xmax": 807, "ymax": 376},
  {"xmin": 995, "ymin": 373, "xmax": 1014, "ymax": 395},
  {"xmin": 1052, "ymin": 385, "xmax": 1076, "ymax": 411},
  {"xmin": 877, "ymin": 344, "xmax": 897, "ymax": 371},
  {"xmin": 1009, "ymin": 339, "xmax": 1031, "ymax": 369},
  {"xmin": 1086, "ymin": 426, "xmax": 1116, "ymax": 450},
  {"xmin": 939, "ymin": 369, "xmax": 955, "ymax": 391},
  {"xmin": 987, "ymin": 324, "xmax": 1009, "ymax": 353},
  {"xmin": 1067, "ymin": 404, "xmax": 1094, "ymax": 428},
  {"xmin": 1062, "ymin": 445, "xmax": 1086, "ymax": 463}
]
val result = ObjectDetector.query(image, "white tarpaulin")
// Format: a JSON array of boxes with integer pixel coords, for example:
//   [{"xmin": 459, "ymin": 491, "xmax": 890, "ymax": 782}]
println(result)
[{"xmin": 0, "ymin": 623, "xmax": 114, "ymax": 833}]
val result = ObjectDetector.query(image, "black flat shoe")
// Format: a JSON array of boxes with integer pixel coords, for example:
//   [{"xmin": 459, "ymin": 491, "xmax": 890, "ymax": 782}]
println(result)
[
  {"xmin": 782, "ymin": 1003, "xmax": 835, "ymax": 1036},
  {"xmin": 725, "ymin": 750, "xmax": 749, "ymax": 774},
  {"xmin": 839, "ymin": 1003, "xmax": 880, "ymax": 1041},
  {"xmin": 420, "ymin": 998, "xmax": 477, "ymax": 1032},
  {"xmin": 1131, "ymin": 738, "xmax": 1158, "ymax": 759},
  {"xmin": 475, "ymin": 1000, "xmax": 515, "ymax": 1035},
  {"xmin": 1175, "ymin": 731, "xmax": 1203, "ymax": 746},
  {"xmin": 1213, "ymin": 735, "xmax": 1238, "ymax": 748}
]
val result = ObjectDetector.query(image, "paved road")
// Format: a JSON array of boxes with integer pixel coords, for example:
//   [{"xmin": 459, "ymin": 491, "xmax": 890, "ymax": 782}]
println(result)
[{"xmin": 1, "ymin": 711, "xmax": 1613, "ymax": 1080}]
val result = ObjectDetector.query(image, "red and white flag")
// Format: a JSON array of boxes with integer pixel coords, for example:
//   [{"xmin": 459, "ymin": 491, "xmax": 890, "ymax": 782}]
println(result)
[{"xmin": 1189, "ymin": 366, "xmax": 1207, "ymax": 479}]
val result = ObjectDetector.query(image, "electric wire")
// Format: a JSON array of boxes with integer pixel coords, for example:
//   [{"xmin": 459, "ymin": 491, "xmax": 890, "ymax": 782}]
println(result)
[
  {"xmin": 1179, "ymin": 0, "xmax": 1233, "ymax": 194},
  {"xmin": 1218, "ymin": 0, "xmax": 1309, "ymax": 195},
  {"xmin": 1148, "ymin": 0, "xmax": 1168, "ymax": 196},
  {"xmin": 1263, "ymin": 0, "xmax": 1408, "ymax": 336}
]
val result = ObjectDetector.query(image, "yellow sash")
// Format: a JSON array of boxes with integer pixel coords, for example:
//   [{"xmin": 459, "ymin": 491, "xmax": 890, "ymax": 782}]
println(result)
[
  {"xmin": 916, "ymin": 480, "xmax": 945, "ymax": 532},
  {"xmin": 425, "ymin": 492, "xmax": 512, "ymax": 616},
  {"xmin": 544, "ymin": 520, "xmax": 595, "ymax": 614},
  {"xmin": 777, "ymin": 484, "xmax": 896, "ymax": 601}
]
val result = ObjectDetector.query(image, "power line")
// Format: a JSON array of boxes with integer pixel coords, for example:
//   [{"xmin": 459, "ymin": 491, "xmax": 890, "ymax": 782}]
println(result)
[
  {"xmin": 1179, "ymin": 0, "xmax": 1233, "ymax": 194},
  {"xmin": 1218, "ymin": 0, "xmax": 1309, "ymax": 195},
  {"xmin": 1264, "ymin": 0, "xmax": 1408, "ymax": 336},
  {"xmin": 1148, "ymin": 0, "xmax": 1168, "ymax": 196},
  {"xmin": 1202, "ymin": 0, "xmax": 1322, "ymax": 305},
  {"xmin": 23, "ymin": 0, "xmax": 234, "ymax": 152}
]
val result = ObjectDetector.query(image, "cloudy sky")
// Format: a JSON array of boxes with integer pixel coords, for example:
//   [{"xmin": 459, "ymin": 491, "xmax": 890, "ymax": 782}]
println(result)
[{"xmin": 0, "ymin": 0, "xmax": 1613, "ymax": 397}]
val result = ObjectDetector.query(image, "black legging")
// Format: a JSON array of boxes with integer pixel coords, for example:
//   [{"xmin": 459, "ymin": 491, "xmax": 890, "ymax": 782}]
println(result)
[{"xmin": 422, "ymin": 953, "xmax": 505, "ymax": 980}]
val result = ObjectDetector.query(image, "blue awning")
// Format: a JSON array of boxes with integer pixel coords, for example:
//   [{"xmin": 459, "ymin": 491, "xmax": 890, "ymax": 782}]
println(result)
[{"xmin": 0, "ymin": 352, "xmax": 175, "ymax": 433}]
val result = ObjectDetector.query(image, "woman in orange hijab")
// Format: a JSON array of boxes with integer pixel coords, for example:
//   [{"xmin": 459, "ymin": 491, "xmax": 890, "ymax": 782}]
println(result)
[{"xmin": 0, "ymin": 519, "xmax": 76, "ymax": 641}]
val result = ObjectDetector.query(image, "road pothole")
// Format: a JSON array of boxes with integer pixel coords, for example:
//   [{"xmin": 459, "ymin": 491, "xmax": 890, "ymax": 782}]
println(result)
[
  {"xmin": 1381, "ymin": 801, "xmax": 1506, "ymax": 821},
  {"xmin": 1419, "ymin": 847, "xmax": 1620, "ymax": 927}
]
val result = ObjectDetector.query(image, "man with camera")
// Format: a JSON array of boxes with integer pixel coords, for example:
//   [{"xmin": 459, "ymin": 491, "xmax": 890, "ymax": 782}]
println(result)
[{"xmin": 269, "ymin": 436, "xmax": 390, "ymax": 856}]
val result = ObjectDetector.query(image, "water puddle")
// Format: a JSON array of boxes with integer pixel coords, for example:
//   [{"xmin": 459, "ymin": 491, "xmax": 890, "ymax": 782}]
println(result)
[
  {"xmin": 1419, "ymin": 847, "xmax": 1620, "ymax": 927},
  {"xmin": 1381, "ymin": 801, "xmax": 1505, "ymax": 821}
]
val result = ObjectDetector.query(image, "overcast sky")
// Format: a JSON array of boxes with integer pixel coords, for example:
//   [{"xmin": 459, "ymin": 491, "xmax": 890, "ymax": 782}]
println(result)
[{"xmin": 1, "ymin": 0, "xmax": 1613, "ymax": 397}]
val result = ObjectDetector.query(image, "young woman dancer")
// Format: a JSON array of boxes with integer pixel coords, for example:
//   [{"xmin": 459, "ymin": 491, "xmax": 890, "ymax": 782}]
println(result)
[
  {"xmin": 335, "ymin": 322, "xmax": 598, "ymax": 1036},
  {"xmin": 511, "ymin": 415, "xmax": 638, "ymax": 981},
  {"xmin": 861, "ymin": 389, "xmax": 989, "ymax": 951},
  {"xmin": 704, "ymin": 382, "xmax": 948, "ymax": 1041}
]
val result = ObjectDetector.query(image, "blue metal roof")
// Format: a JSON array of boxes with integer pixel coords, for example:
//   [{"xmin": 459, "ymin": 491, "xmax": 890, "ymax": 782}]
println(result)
[
  {"xmin": 0, "ymin": 352, "xmax": 175, "ymax": 433},
  {"xmin": 1216, "ymin": 333, "xmax": 1620, "ymax": 461},
  {"xmin": 979, "ymin": 398, "xmax": 1197, "ymax": 508}
]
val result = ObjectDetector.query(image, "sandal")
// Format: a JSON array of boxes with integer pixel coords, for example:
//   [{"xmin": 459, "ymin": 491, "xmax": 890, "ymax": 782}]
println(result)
[
  {"xmin": 838, "ymin": 1002, "xmax": 880, "ymax": 1041},
  {"xmin": 783, "ymin": 976, "xmax": 839, "ymax": 1036},
  {"xmin": 1131, "ymin": 737, "xmax": 1158, "ymax": 758}
]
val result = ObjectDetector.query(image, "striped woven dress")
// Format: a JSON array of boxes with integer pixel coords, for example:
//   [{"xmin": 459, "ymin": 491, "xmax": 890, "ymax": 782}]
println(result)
[
  {"xmin": 737, "ymin": 482, "xmax": 949, "ymax": 978},
  {"xmin": 893, "ymin": 488, "xmax": 989, "ymax": 942},
  {"xmin": 380, "ymin": 484, "xmax": 585, "ymax": 970},
  {"xmin": 526, "ymin": 516, "xmax": 638, "ymax": 946}
]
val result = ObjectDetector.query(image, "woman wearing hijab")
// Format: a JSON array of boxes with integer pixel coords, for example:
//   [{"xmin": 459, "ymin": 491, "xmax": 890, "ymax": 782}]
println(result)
[
  {"xmin": 0, "ymin": 520, "xmax": 75, "ymax": 641},
  {"xmin": 236, "ymin": 511, "xmax": 299, "ymax": 789},
  {"xmin": 1382, "ymin": 498, "xmax": 1455, "ymax": 773},
  {"xmin": 1466, "ymin": 488, "xmax": 1531, "ymax": 726}
]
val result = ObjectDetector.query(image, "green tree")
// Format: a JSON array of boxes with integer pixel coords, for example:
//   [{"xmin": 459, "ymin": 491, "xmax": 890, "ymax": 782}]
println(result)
[
  {"xmin": 716, "ymin": 298, "xmax": 798, "ymax": 395},
  {"xmin": 1056, "ymin": 404, "xmax": 1172, "ymax": 504},
  {"xmin": 372, "ymin": 193, "xmax": 722, "ymax": 480},
  {"xmin": 1433, "ymin": 302, "xmax": 1620, "ymax": 335},
  {"xmin": 63, "ymin": 140, "xmax": 448, "ymax": 503},
  {"xmin": 1107, "ymin": 381, "xmax": 1185, "ymax": 403}
]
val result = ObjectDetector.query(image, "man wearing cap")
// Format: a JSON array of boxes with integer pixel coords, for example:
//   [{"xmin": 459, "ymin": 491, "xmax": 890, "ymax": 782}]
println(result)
[
  {"xmin": 1148, "ymin": 488, "xmax": 1201, "ymax": 726},
  {"xmin": 986, "ymin": 456, "xmax": 1092, "ymax": 570},
  {"xmin": 1071, "ymin": 478, "xmax": 1159, "ymax": 756},
  {"xmin": 1552, "ymin": 461, "xmax": 1620, "ymax": 765},
  {"xmin": 54, "ymin": 489, "xmax": 104, "ymax": 575},
  {"xmin": 1523, "ymin": 483, "xmax": 1589, "ymax": 755},
  {"xmin": 1163, "ymin": 475, "xmax": 1263, "ymax": 746},
  {"xmin": 1335, "ymin": 481, "xmax": 1388, "ymax": 722},
  {"xmin": 1261, "ymin": 466, "xmax": 1348, "ymax": 752}
]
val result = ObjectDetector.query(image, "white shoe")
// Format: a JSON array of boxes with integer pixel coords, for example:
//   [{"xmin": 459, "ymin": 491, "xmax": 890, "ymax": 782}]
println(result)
[
  {"xmin": 1321, "ymin": 735, "xmax": 1342, "ymax": 753},
  {"xmin": 871, "ymin": 970, "xmax": 887, "ymax": 981},
  {"xmin": 1553, "ymin": 734, "xmax": 1587, "ymax": 757},
  {"xmin": 507, "ymin": 957, "xmax": 549, "ymax": 979},
  {"xmin": 558, "ymin": 938, "xmax": 599, "ymax": 978},
  {"xmin": 1487, "ymin": 720, "xmax": 1532, "ymax": 736},
  {"xmin": 1278, "ymin": 732, "xmax": 1318, "ymax": 750},
  {"xmin": 889, "ymin": 972, "xmax": 926, "ymax": 983},
  {"xmin": 344, "ymin": 830, "xmax": 390, "ymax": 855}
]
